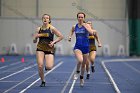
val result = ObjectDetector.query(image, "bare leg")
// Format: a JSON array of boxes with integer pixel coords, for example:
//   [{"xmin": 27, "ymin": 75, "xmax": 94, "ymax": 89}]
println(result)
[
  {"xmin": 89, "ymin": 51, "xmax": 96, "ymax": 72},
  {"xmin": 81, "ymin": 54, "xmax": 89, "ymax": 76},
  {"xmin": 73, "ymin": 49, "xmax": 83, "ymax": 80},
  {"xmin": 44, "ymin": 54, "xmax": 54, "ymax": 70},
  {"xmin": 85, "ymin": 56, "xmax": 90, "ymax": 79},
  {"xmin": 80, "ymin": 54, "xmax": 89, "ymax": 86},
  {"xmin": 36, "ymin": 51, "xmax": 45, "ymax": 87}
]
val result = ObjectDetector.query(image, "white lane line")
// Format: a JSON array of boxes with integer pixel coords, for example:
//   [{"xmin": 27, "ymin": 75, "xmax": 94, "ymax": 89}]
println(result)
[
  {"xmin": 101, "ymin": 58, "xmax": 140, "ymax": 93},
  {"xmin": 0, "ymin": 66, "xmax": 8, "ymax": 70},
  {"xmin": 0, "ymin": 59, "xmax": 35, "ymax": 71},
  {"xmin": 0, "ymin": 64, "xmax": 37, "ymax": 81},
  {"xmin": 9, "ymin": 61, "xmax": 22, "ymax": 66},
  {"xmin": 101, "ymin": 61, "xmax": 121, "ymax": 93},
  {"xmin": 19, "ymin": 61, "xmax": 63, "ymax": 93},
  {"xmin": 61, "ymin": 65, "xmax": 76, "ymax": 93},
  {"xmin": 68, "ymin": 66, "xmax": 77, "ymax": 93},
  {"xmin": 0, "ymin": 71, "xmax": 37, "ymax": 73},
  {"xmin": 123, "ymin": 62, "xmax": 140, "ymax": 74},
  {"xmin": 3, "ymin": 72, "xmax": 38, "ymax": 93},
  {"xmin": 0, "ymin": 81, "xmax": 20, "ymax": 83},
  {"xmin": 69, "ymin": 79, "xmax": 76, "ymax": 93},
  {"xmin": 9, "ymin": 59, "xmax": 35, "ymax": 66},
  {"xmin": 0, "ymin": 62, "xmax": 21, "ymax": 70}
]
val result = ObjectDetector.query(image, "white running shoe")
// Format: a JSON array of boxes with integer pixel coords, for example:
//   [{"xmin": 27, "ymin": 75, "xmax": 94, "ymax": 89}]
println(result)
[
  {"xmin": 80, "ymin": 79, "xmax": 84, "ymax": 87},
  {"xmin": 73, "ymin": 73, "xmax": 79, "ymax": 80}
]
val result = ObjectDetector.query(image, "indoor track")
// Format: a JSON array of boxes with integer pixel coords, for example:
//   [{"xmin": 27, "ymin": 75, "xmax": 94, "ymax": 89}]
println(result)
[{"xmin": 0, "ymin": 55, "xmax": 139, "ymax": 93}]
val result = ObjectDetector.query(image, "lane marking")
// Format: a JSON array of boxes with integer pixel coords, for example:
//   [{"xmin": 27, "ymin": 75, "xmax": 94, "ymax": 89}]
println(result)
[
  {"xmin": 123, "ymin": 62, "xmax": 140, "ymax": 74},
  {"xmin": 68, "ymin": 66, "xmax": 77, "ymax": 93},
  {"xmin": 0, "ymin": 64, "xmax": 37, "ymax": 81},
  {"xmin": 61, "ymin": 65, "xmax": 76, "ymax": 93},
  {"xmin": 19, "ymin": 61, "xmax": 63, "ymax": 93},
  {"xmin": 101, "ymin": 61, "xmax": 121, "ymax": 93},
  {"xmin": 0, "ymin": 62, "xmax": 21, "ymax": 70},
  {"xmin": 0, "ymin": 81, "xmax": 111, "ymax": 85},
  {"xmin": 69, "ymin": 79, "xmax": 76, "ymax": 93},
  {"xmin": 9, "ymin": 61, "xmax": 22, "ymax": 66},
  {"xmin": 3, "ymin": 72, "xmax": 38, "ymax": 93},
  {"xmin": 0, "ymin": 66, "xmax": 8, "ymax": 70},
  {"xmin": 101, "ymin": 58, "xmax": 140, "ymax": 93},
  {"xmin": 0, "ymin": 59, "xmax": 36, "ymax": 74},
  {"xmin": 0, "ymin": 71, "xmax": 37, "ymax": 73}
]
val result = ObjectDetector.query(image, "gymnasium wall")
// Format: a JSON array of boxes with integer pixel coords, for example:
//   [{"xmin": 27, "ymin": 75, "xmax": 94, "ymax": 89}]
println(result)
[{"xmin": 0, "ymin": 0, "xmax": 128, "ymax": 56}]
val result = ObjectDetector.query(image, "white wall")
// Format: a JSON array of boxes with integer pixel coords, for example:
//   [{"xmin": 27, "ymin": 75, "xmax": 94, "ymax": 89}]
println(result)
[
  {"xmin": 0, "ymin": 0, "xmax": 128, "ymax": 56},
  {"xmin": 0, "ymin": 18, "xmax": 128, "ymax": 56},
  {"xmin": 1, "ymin": 0, "xmax": 126, "ymax": 19}
]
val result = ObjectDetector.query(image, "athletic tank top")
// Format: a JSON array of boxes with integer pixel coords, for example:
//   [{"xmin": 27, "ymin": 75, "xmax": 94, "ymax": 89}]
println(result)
[
  {"xmin": 37, "ymin": 24, "xmax": 54, "ymax": 52},
  {"xmin": 89, "ymin": 34, "xmax": 95, "ymax": 46},
  {"xmin": 74, "ymin": 24, "xmax": 89, "ymax": 47}
]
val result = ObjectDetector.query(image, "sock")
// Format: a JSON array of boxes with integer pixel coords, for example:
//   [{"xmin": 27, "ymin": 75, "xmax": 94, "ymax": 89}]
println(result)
[
  {"xmin": 91, "ymin": 64, "xmax": 94, "ymax": 67},
  {"xmin": 77, "ymin": 71, "xmax": 80, "ymax": 73},
  {"xmin": 80, "ymin": 75, "xmax": 83, "ymax": 79},
  {"xmin": 42, "ymin": 80, "xmax": 45, "ymax": 82},
  {"xmin": 87, "ymin": 71, "xmax": 90, "ymax": 74}
]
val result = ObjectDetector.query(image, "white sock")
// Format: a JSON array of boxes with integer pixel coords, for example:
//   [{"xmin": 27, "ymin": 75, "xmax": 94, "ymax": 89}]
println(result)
[
  {"xmin": 42, "ymin": 80, "xmax": 45, "ymax": 82},
  {"xmin": 87, "ymin": 71, "xmax": 90, "ymax": 74}
]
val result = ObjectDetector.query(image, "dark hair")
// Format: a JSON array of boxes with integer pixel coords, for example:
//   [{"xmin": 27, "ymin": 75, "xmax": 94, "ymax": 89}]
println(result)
[
  {"xmin": 77, "ymin": 12, "xmax": 86, "ymax": 18},
  {"xmin": 42, "ymin": 14, "xmax": 51, "ymax": 24}
]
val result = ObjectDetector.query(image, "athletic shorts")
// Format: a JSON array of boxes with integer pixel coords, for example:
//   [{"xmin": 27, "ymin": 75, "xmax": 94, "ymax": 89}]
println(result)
[
  {"xmin": 36, "ymin": 48, "xmax": 54, "ymax": 55},
  {"xmin": 73, "ymin": 46, "xmax": 89, "ymax": 54},
  {"xmin": 89, "ymin": 45, "xmax": 97, "ymax": 52}
]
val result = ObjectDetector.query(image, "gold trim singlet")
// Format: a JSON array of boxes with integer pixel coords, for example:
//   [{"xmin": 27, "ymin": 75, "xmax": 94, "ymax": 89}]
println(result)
[
  {"xmin": 37, "ymin": 25, "xmax": 54, "ymax": 52},
  {"xmin": 88, "ymin": 35, "xmax": 96, "ymax": 51}
]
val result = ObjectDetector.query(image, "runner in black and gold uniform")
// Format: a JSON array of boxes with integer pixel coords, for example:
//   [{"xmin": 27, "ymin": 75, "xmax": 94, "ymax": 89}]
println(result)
[
  {"xmin": 33, "ymin": 14, "xmax": 63, "ymax": 87},
  {"xmin": 36, "ymin": 24, "xmax": 55, "ymax": 54},
  {"xmin": 86, "ymin": 21, "xmax": 102, "ymax": 79}
]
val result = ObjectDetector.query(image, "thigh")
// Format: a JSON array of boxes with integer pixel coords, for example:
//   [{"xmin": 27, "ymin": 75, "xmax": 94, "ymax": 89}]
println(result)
[
  {"xmin": 36, "ymin": 51, "xmax": 45, "ymax": 66},
  {"xmin": 74, "ymin": 49, "xmax": 83, "ymax": 63},
  {"xmin": 83, "ymin": 53, "xmax": 89, "ymax": 64},
  {"xmin": 44, "ymin": 54, "xmax": 54, "ymax": 68},
  {"xmin": 89, "ymin": 51, "xmax": 96, "ymax": 61}
]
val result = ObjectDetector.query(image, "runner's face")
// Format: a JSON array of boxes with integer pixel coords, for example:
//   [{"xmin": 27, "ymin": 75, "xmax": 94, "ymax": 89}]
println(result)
[
  {"xmin": 87, "ymin": 21, "xmax": 92, "ymax": 27},
  {"xmin": 77, "ymin": 14, "xmax": 85, "ymax": 23},
  {"xmin": 42, "ymin": 15, "xmax": 50, "ymax": 24}
]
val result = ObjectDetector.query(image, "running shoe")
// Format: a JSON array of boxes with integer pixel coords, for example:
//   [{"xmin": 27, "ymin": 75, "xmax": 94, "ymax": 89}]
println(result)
[
  {"xmin": 80, "ymin": 79, "xmax": 84, "ymax": 87},
  {"xmin": 73, "ymin": 73, "xmax": 79, "ymax": 80},
  {"xmin": 86, "ymin": 74, "xmax": 90, "ymax": 79},
  {"xmin": 40, "ymin": 81, "xmax": 45, "ymax": 87}
]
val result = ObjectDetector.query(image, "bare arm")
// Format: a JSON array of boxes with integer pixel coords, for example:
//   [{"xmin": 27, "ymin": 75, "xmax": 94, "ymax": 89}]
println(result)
[
  {"xmin": 68, "ymin": 25, "xmax": 75, "ymax": 42},
  {"xmin": 49, "ymin": 26, "xmax": 63, "ymax": 47},
  {"xmin": 83, "ymin": 23, "xmax": 96, "ymax": 35},
  {"xmin": 95, "ymin": 32, "xmax": 102, "ymax": 47},
  {"xmin": 33, "ymin": 27, "xmax": 40, "ymax": 43}
]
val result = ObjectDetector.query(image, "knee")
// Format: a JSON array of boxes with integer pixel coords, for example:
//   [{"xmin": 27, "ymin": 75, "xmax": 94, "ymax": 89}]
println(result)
[
  {"xmin": 78, "ymin": 59, "xmax": 83, "ymax": 64},
  {"xmin": 38, "ymin": 65, "xmax": 43, "ymax": 70},
  {"xmin": 82, "ymin": 63, "xmax": 86, "ymax": 68},
  {"xmin": 78, "ymin": 61, "xmax": 82, "ymax": 65},
  {"xmin": 90, "ymin": 57, "xmax": 95, "ymax": 62}
]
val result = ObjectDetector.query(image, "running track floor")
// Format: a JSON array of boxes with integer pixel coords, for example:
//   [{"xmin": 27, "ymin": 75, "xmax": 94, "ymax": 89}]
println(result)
[{"xmin": 0, "ymin": 55, "xmax": 139, "ymax": 93}]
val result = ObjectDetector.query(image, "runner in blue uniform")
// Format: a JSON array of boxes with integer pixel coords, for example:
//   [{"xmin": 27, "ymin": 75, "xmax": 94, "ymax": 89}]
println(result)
[{"xmin": 68, "ymin": 12, "xmax": 96, "ymax": 86}]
